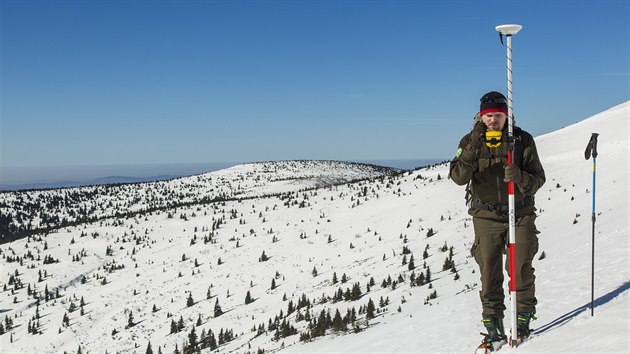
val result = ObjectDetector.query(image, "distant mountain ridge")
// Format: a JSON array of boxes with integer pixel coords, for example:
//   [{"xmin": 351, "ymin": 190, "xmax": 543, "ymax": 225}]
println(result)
[
  {"xmin": 0, "ymin": 159, "xmax": 441, "ymax": 191},
  {"xmin": 0, "ymin": 175, "xmax": 180, "ymax": 191},
  {"xmin": 0, "ymin": 160, "xmax": 400, "ymax": 242}
]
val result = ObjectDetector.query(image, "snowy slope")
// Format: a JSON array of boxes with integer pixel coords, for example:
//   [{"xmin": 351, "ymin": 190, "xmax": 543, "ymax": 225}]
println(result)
[
  {"xmin": 0, "ymin": 102, "xmax": 627, "ymax": 354},
  {"xmin": 0, "ymin": 160, "xmax": 397, "ymax": 241},
  {"xmin": 282, "ymin": 101, "xmax": 630, "ymax": 354}
]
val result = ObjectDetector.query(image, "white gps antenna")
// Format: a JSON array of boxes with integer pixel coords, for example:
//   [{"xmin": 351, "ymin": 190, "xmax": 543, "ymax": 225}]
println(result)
[{"xmin": 496, "ymin": 24, "xmax": 523, "ymax": 36}]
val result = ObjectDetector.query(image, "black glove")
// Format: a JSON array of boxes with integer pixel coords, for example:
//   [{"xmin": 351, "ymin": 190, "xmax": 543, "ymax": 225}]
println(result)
[
  {"xmin": 459, "ymin": 122, "xmax": 486, "ymax": 162},
  {"xmin": 504, "ymin": 164, "xmax": 524, "ymax": 184},
  {"xmin": 469, "ymin": 121, "xmax": 486, "ymax": 150}
]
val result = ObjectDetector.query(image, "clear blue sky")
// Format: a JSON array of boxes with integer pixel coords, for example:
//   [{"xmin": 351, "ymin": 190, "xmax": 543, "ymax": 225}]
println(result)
[{"xmin": 1, "ymin": 0, "xmax": 628, "ymax": 170}]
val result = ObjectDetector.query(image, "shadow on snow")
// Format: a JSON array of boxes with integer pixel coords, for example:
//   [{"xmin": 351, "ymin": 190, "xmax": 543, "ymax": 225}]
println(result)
[{"xmin": 533, "ymin": 280, "xmax": 630, "ymax": 335}]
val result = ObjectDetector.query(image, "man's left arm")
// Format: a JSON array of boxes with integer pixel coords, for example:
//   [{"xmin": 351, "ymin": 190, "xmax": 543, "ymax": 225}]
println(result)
[{"xmin": 517, "ymin": 139, "xmax": 546, "ymax": 196}]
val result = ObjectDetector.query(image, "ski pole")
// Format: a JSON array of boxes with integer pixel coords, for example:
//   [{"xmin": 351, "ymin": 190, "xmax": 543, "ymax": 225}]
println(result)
[
  {"xmin": 496, "ymin": 23, "xmax": 522, "ymax": 346},
  {"xmin": 584, "ymin": 133, "xmax": 599, "ymax": 316}
]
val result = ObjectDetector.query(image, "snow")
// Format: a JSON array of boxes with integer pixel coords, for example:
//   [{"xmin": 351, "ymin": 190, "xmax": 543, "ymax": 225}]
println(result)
[{"xmin": 0, "ymin": 102, "xmax": 628, "ymax": 354}]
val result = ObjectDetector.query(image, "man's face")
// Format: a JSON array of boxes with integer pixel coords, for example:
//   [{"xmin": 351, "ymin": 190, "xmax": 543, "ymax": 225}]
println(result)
[{"xmin": 481, "ymin": 112, "xmax": 507, "ymax": 131}]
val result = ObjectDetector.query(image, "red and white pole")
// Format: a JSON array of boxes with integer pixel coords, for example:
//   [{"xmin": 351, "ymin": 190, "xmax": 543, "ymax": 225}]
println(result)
[{"xmin": 496, "ymin": 23, "xmax": 522, "ymax": 347}]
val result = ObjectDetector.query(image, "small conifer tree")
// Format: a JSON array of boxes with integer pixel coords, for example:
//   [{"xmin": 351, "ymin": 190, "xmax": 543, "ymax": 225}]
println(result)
[
  {"xmin": 245, "ymin": 291, "xmax": 253, "ymax": 304},
  {"xmin": 214, "ymin": 299, "xmax": 223, "ymax": 317},
  {"xmin": 366, "ymin": 298, "xmax": 376, "ymax": 320}
]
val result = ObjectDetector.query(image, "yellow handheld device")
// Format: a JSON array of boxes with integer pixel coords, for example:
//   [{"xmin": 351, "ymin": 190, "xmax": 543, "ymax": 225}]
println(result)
[{"xmin": 485, "ymin": 131, "xmax": 503, "ymax": 148}]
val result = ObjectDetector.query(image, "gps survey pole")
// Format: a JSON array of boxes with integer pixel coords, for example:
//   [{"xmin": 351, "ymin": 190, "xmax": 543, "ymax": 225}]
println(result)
[
  {"xmin": 496, "ymin": 23, "xmax": 522, "ymax": 346},
  {"xmin": 584, "ymin": 133, "xmax": 599, "ymax": 316}
]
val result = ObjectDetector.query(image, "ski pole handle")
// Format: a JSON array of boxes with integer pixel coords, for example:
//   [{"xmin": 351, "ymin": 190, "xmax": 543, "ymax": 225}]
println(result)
[{"xmin": 584, "ymin": 133, "xmax": 599, "ymax": 160}]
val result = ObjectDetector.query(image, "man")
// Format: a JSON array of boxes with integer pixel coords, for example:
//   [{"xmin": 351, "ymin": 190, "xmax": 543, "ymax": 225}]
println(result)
[{"xmin": 449, "ymin": 91, "xmax": 546, "ymax": 351}]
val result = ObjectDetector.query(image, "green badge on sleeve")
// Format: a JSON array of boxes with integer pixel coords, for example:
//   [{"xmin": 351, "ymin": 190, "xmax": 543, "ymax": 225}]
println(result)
[{"xmin": 456, "ymin": 147, "xmax": 462, "ymax": 157}]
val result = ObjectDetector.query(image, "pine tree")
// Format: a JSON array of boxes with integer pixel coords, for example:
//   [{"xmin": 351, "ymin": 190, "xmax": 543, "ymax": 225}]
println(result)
[
  {"xmin": 415, "ymin": 272, "xmax": 425, "ymax": 286},
  {"xmin": 442, "ymin": 256, "xmax": 453, "ymax": 271},
  {"xmin": 351, "ymin": 282, "xmax": 362, "ymax": 300},
  {"xmin": 214, "ymin": 299, "xmax": 223, "ymax": 317},
  {"xmin": 177, "ymin": 316, "xmax": 184, "ymax": 331},
  {"xmin": 366, "ymin": 298, "xmax": 376, "ymax": 320},
  {"xmin": 332, "ymin": 309, "xmax": 345, "ymax": 331},
  {"xmin": 128, "ymin": 311, "xmax": 134, "ymax": 328},
  {"xmin": 245, "ymin": 291, "xmax": 253, "ymax": 304},
  {"xmin": 208, "ymin": 329, "xmax": 218, "ymax": 350},
  {"xmin": 188, "ymin": 326, "xmax": 198, "ymax": 351},
  {"xmin": 170, "ymin": 319, "xmax": 177, "ymax": 334},
  {"xmin": 199, "ymin": 328, "xmax": 207, "ymax": 348},
  {"xmin": 287, "ymin": 300, "xmax": 295, "ymax": 315},
  {"xmin": 187, "ymin": 292, "xmax": 194, "ymax": 307},
  {"xmin": 145, "ymin": 341, "xmax": 153, "ymax": 354},
  {"xmin": 259, "ymin": 251, "xmax": 268, "ymax": 262}
]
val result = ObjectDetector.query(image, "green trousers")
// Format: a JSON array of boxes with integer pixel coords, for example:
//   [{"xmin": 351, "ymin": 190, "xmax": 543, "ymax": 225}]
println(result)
[{"xmin": 472, "ymin": 214, "xmax": 539, "ymax": 318}]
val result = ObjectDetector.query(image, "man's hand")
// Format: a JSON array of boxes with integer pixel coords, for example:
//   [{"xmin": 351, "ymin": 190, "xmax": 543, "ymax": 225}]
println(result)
[
  {"xmin": 459, "ymin": 122, "xmax": 486, "ymax": 163},
  {"xmin": 504, "ymin": 164, "xmax": 524, "ymax": 184},
  {"xmin": 469, "ymin": 121, "xmax": 486, "ymax": 149}
]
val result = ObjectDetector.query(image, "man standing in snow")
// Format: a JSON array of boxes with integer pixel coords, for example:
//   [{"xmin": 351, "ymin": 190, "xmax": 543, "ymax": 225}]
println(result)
[{"xmin": 449, "ymin": 91, "xmax": 546, "ymax": 350}]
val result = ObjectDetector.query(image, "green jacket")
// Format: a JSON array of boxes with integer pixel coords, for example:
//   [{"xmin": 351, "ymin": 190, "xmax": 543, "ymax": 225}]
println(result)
[{"xmin": 449, "ymin": 126, "xmax": 546, "ymax": 219}]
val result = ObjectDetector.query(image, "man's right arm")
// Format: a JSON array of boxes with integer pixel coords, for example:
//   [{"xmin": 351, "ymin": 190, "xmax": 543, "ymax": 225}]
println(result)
[{"xmin": 449, "ymin": 134, "xmax": 478, "ymax": 185}]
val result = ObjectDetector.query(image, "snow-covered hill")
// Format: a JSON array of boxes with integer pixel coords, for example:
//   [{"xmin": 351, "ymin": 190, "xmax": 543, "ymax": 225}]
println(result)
[
  {"xmin": 0, "ymin": 160, "xmax": 398, "ymax": 242},
  {"xmin": 0, "ymin": 102, "xmax": 627, "ymax": 354}
]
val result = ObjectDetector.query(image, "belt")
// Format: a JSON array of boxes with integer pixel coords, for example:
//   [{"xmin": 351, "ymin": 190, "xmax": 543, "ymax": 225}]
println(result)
[{"xmin": 470, "ymin": 196, "xmax": 535, "ymax": 214}]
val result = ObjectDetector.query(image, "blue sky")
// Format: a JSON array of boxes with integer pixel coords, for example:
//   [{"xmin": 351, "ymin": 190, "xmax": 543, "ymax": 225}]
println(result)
[{"xmin": 1, "ymin": 0, "xmax": 628, "ymax": 172}]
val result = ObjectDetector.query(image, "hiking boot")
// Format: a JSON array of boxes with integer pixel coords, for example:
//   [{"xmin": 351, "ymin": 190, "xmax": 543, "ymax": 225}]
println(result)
[
  {"xmin": 482, "ymin": 316, "xmax": 506, "ymax": 339},
  {"xmin": 477, "ymin": 317, "xmax": 507, "ymax": 353},
  {"xmin": 516, "ymin": 312, "xmax": 535, "ymax": 338}
]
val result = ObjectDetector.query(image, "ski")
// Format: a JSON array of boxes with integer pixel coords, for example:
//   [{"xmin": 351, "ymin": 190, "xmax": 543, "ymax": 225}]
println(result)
[
  {"xmin": 507, "ymin": 333, "xmax": 529, "ymax": 347},
  {"xmin": 475, "ymin": 331, "xmax": 532, "ymax": 353},
  {"xmin": 475, "ymin": 333, "xmax": 507, "ymax": 353}
]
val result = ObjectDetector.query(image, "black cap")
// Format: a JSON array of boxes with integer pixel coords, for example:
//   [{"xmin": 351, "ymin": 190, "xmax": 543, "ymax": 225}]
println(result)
[{"xmin": 479, "ymin": 91, "xmax": 508, "ymax": 116}]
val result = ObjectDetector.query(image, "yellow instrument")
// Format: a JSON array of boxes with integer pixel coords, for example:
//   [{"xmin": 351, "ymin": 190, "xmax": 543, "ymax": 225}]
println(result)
[{"xmin": 485, "ymin": 131, "xmax": 503, "ymax": 148}]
